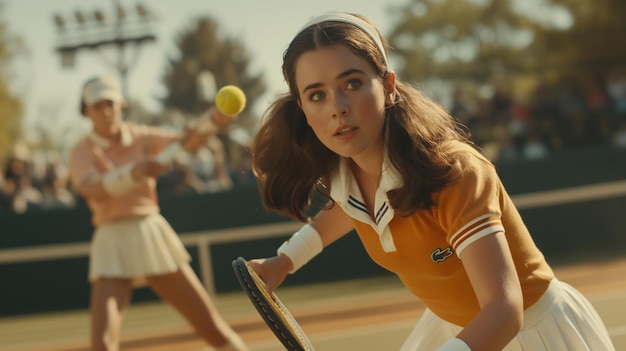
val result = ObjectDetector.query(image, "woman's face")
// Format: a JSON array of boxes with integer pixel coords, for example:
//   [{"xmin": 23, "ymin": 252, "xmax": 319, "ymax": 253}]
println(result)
[
  {"xmin": 84, "ymin": 99, "xmax": 124, "ymax": 137},
  {"xmin": 295, "ymin": 44, "xmax": 394, "ymax": 161}
]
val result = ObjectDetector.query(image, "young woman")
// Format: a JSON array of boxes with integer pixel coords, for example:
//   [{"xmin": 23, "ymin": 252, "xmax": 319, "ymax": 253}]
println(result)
[
  {"xmin": 69, "ymin": 75, "xmax": 248, "ymax": 351},
  {"xmin": 247, "ymin": 12, "xmax": 615, "ymax": 351}
]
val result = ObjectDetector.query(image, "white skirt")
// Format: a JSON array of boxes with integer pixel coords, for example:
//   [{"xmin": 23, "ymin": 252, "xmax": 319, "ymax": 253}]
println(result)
[
  {"xmin": 400, "ymin": 279, "xmax": 615, "ymax": 351},
  {"xmin": 89, "ymin": 213, "xmax": 191, "ymax": 285}
]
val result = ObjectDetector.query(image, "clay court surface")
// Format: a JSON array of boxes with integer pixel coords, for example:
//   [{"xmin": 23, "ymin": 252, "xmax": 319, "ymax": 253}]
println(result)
[{"xmin": 2, "ymin": 256, "xmax": 626, "ymax": 351}]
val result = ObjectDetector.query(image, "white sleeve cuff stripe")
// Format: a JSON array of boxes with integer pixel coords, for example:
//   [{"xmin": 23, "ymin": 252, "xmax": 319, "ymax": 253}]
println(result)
[
  {"xmin": 449, "ymin": 213, "xmax": 500, "ymax": 243},
  {"xmin": 455, "ymin": 226, "xmax": 504, "ymax": 256},
  {"xmin": 451, "ymin": 219, "xmax": 501, "ymax": 248}
]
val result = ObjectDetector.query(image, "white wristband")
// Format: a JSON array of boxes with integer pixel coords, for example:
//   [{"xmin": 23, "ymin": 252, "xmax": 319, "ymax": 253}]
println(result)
[
  {"xmin": 102, "ymin": 163, "xmax": 138, "ymax": 196},
  {"xmin": 277, "ymin": 224, "xmax": 323, "ymax": 273},
  {"xmin": 435, "ymin": 338, "xmax": 471, "ymax": 351}
]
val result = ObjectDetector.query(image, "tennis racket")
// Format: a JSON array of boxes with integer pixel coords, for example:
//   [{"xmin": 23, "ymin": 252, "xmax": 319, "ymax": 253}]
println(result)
[
  {"xmin": 156, "ymin": 81, "xmax": 246, "ymax": 165},
  {"xmin": 232, "ymin": 257, "xmax": 315, "ymax": 351}
]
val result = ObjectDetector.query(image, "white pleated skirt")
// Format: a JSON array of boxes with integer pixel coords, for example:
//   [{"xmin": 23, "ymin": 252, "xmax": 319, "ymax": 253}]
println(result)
[
  {"xmin": 89, "ymin": 213, "xmax": 191, "ymax": 286},
  {"xmin": 399, "ymin": 279, "xmax": 615, "ymax": 351}
]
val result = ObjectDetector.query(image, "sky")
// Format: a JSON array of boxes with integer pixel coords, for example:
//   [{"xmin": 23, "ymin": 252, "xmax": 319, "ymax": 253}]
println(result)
[{"xmin": 3, "ymin": 0, "xmax": 408, "ymax": 151}]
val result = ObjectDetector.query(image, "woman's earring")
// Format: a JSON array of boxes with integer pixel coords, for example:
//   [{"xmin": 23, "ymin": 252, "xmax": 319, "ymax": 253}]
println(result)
[{"xmin": 385, "ymin": 89, "xmax": 395, "ymax": 107}]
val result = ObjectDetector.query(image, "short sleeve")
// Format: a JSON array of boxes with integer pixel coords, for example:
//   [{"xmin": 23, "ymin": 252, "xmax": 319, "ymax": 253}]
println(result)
[{"xmin": 434, "ymin": 148, "xmax": 505, "ymax": 257}]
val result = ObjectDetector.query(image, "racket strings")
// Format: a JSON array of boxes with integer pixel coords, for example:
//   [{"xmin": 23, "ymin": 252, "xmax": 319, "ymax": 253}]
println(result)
[{"xmin": 235, "ymin": 261, "xmax": 310, "ymax": 350}]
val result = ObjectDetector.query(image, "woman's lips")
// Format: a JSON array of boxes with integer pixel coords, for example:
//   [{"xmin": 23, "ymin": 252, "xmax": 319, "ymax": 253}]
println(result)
[
  {"xmin": 333, "ymin": 126, "xmax": 358, "ymax": 140},
  {"xmin": 334, "ymin": 126, "xmax": 358, "ymax": 136}
]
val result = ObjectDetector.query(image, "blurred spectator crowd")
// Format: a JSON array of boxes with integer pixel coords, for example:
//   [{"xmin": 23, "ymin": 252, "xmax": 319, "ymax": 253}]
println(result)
[
  {"xmin": 2, "ymin": 72, "xmax": 626, "ymax": 215},
  {"xmin": 1, "ymin": 146, "xmax": 75, "ymax": 214},
  {"xmin": 0, "ymin": 136, "xmax": 255, "ymax": 214},
  {"xmin": 450, "ymin": 71, "xmax": 626, "ymax": 162}
]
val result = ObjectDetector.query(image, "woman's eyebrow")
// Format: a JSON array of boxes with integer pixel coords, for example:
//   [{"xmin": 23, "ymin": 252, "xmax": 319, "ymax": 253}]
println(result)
[{"xmin": 302, "ymin": 68, "xmax": 365, "ymax": 95}]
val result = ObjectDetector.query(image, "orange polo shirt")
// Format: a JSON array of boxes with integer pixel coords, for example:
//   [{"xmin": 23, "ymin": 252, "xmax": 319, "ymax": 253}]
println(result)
[
  {"xmin": 330, "ymin": 141, "xmax": 553, "ymax": 326},
  {"xmin": 69, "ymin": 123, "xmax": 179, "ymax": 227}
]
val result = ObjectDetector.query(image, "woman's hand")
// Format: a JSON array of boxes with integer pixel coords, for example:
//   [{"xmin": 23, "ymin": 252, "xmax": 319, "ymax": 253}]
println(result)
[
  {"xmin": 181, "ymin": 108, "xmax": 239, "ymax": 153},
  {"xmin": 247, "ymin": 255, "xmax": 293, "ymax": 294},
  {"xmin": 210, "ymin": 108, "xmax": 238, "ymax": 128}
]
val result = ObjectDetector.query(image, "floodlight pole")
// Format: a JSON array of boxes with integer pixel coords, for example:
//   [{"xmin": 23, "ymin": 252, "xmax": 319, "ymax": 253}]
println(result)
[{"xmin": 52, "ymin": 0, "xmax": 157, "ymax": 101}]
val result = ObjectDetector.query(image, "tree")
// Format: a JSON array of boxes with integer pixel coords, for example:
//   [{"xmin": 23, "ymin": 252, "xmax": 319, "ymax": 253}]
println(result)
[
  {"xmin": 529, "ymin": 0, "xmax": 626, "ymax": 77},
  {"xmin": 387, "ymin": 0, "xmax": 546, "ymax": 84},
  {"xmin": 386, "ymin": 0, "xmax": 626, "ymax": 86},
  {"xmin": 159, "ymin": 16, "xmax": 266, "ymax": 182},
  {"xmin": 0, "ymin": 1, "xmax": 24, "ymax": 162},
  {"xmin": 161, "ymin": 16, "xmax": 265, "ymax": 122}
]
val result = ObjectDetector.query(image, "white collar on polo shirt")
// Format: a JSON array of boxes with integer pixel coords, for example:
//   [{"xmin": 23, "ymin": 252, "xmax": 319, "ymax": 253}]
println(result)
[{"xmin": 329, "ymin": 149, "xmax": 402, "ymax": 252}]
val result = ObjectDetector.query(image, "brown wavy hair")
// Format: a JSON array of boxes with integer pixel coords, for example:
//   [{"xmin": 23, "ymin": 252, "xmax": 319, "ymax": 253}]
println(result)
[{"xmin": 252, "ymin": 14, "xmax": 474, "ymax": 222}]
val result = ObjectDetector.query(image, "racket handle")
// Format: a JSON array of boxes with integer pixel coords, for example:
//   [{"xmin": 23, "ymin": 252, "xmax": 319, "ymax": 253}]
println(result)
[{"xmin": 155, "ymin": 142, "xmax": 183, "ymax": 164}]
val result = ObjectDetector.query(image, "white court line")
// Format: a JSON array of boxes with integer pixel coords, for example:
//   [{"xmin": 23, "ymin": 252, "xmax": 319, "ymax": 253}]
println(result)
[
  {"xmin": 586, "ymin": 288, "xmax": 626, "ymax": 301},
  {"xmin": 588, "ymin": 288, "xmax": 626, "ymax": 338},
  {"xmin": 308, "ymin": 320, "xmax": 414, "ymax": 341},
  {"xmin": 249, "ymin": 287, "xmax": 626, "ymax": 349},
  {"xmin": 307, "ymin": 319, "xmax": 626, "ymax": 343},
  {"xmin": 248, "ymin": 320, "xmax": 415, "ymax": 350},
  {"xmin": 609, "ymin": 325, "xmax": 626, "ymax": 337}
]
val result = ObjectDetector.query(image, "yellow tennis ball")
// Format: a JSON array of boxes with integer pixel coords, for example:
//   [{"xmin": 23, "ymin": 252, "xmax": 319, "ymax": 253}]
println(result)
[{"xmin": 215, "ymin": 85, "xmax": 246, "ymax": 116}]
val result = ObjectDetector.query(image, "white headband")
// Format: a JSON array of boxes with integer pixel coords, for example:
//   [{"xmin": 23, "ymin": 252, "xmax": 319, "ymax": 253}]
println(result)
[{"xmin": 296, "ymin": 12, "xmax": 389, "ymax": 68}]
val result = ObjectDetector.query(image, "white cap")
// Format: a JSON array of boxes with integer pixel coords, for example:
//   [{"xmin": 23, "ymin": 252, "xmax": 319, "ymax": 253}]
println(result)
[{"xmin": 82, "ymin": 75, "xmax": 124, "ymax": 105}]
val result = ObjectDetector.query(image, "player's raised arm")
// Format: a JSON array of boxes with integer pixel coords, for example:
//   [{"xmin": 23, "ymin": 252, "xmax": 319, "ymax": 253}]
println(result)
[{"xmin": 156, "ymin": 85, "xmax": 246, "ymax": 164}]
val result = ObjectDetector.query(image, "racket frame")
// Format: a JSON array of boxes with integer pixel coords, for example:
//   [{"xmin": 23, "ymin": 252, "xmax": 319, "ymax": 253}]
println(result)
[{"xmin": 231, "ymin": 257, "xmax": 314, "ymax": 351}]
